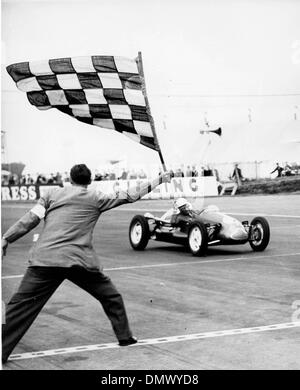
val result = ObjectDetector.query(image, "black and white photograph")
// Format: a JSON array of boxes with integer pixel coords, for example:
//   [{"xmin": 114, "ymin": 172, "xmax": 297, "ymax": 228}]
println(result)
[{"xmin": 1, "ymin": 0, "xmax": 300, "ymax": 373}]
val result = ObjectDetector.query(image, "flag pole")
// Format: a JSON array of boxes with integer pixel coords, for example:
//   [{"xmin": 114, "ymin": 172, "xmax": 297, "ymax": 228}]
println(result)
[{"xmin": 137, "ymin": 51, "xmax": 167, "ymax": 172}]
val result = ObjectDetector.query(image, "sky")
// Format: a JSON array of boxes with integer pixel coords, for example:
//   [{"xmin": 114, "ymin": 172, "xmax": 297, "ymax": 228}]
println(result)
[{"xmin": 1, "ymin": 0, "xmax": 300, "ymax": 174}]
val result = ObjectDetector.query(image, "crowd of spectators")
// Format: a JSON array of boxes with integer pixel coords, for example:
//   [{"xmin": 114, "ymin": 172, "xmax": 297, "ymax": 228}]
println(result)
[
  {"xmin": 1, "ymin": 165, "xmax": 221, "ymax": 186},
  {"xmin": 94, "ymin": 165, "xmax": 219, "ymax": 181},
  {"xmin": 270, "ymin": 162, "xmax": 299, "ymax": 178},
  {"xmin": 94, "ymin": 169, "xmax": 148, "ymax": 181},
  {"xmin": 3, "ymin": 162, "xmax": 298, "ymax": 187},
  {"xmin": 1, "ymin": 172, "xmax": 69, "ymax": 186},
  {"xmin": 166, "ymin": 165, "xmax": 219, "ymax": 179}
]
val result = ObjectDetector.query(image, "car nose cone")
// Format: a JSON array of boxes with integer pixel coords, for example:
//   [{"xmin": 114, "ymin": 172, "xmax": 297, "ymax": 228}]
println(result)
[{"xmin": 230, "ymin": 227, "xmax": 248, "ymax": 240}]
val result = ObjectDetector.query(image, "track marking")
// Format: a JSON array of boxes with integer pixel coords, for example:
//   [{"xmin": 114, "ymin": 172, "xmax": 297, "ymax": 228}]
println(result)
[
  {"xmin": 104, "ymin": 252, "xmax": 300, "ymax": 271},
  {"xmin": 229, "ymin": 212, "xmax": 300, "ymax": 219},
  {"xmin": 2, "ymin": 274, "xmax": 24, "ymax": 280},
  {"xmin": 8, "ymin": 321, "xmax": 300, "ymax": 361},
  {"xmin": 271, "ymin": 225, "xmax": 300, "ymax": 229},
  {"xmin": 117, "ymin": 208, "xmax": 300, "ymax": 218},
  {"xmin": 2, "ymin": 252, "xmax": 300, "ymax": 279},
  {"xmin": 2, "ymin": 203, "xmax": 300, "ymax": 218}
]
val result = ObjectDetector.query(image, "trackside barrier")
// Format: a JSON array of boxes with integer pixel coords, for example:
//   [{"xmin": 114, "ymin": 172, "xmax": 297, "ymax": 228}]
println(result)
[
  {"xmin": 90, "ymin": 177, "xmax": 219, "ymax": 199},
  {"xmin": 1, "ymin": 184, "xmax": 63, "ymax": 201},
  {"xmin": 1, "ymin": 177, "xmax": 218, "ymax": 202}
]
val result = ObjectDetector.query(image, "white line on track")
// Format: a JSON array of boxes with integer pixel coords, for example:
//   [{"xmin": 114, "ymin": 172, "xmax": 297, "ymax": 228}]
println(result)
[
  {"xmin": 2, "ymin": 203, "xmax": 300, "ymax": 218},
  {"xmin": 2, "ymin": 252, "xmax": 300, "ymax": 279},
  {"xmin": 229, "ymin": 212, "xmax": 300, "ymax": 218},
  {"xmin": 2, "ymin": 274, "xmax": 24, "ymax": 280},
  {"xmin": 104, "ymin": 252, "xmax": 300, "ymax": 271},
  {"xmin": 271, "ymin": 225, "xmax": 300, "ymax": 229},
  {"xmin": 117, "ymin": 208, "xmax": 300, "ymax": 218},
  {"xmin": 8, "ymin": 321, "xmax": 300, "ymax": 361}
]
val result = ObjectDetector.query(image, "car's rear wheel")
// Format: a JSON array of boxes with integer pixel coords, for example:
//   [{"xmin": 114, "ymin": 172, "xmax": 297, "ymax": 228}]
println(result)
[
  {"xmin": 249, "ymin": 216, "xmax": 270, "ymax": 251},
  {"xmin": 188, "ymin": 222, "xmax": 208, "ymax": 256},
  {"xmin": 129, "ymin": 215, "xmax": 150, "ymax": 250}
]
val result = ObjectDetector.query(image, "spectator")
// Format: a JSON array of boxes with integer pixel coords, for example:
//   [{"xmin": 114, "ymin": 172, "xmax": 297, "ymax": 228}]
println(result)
[
  {"xmin": 128, "ymin": 170, "xmax": 137, "ymax": 180},
  {"xmin": 47, "ymin": 173, "xmax": 56, "ymax": 184},
  {"xmin": 109, "ymin": 171, "xmax": 116, "ymax": 180},
  {"xmin": 203, "ymin": 165, "xmax": 213, "ymax": 177},
  {"xmin": 138, "ymin": 170, "xmax": 147, "ymax": 179},
  {"xmin": 231, "ymin": 163, "xmax": 244, "ymax": 185},
  {"xmin": 270, "ymin": 163, "xmax": 284, "ymax": 178},
  {"xmin": 213, "ymin": 168, "xmax": 220, "ymax": 182},
  {"xmin": 185, "ymin": 165, "xmax": 192, "ymax": 177},
  {"xmin": 119, "ymin": 169, "xmax": 128, "ymax": 180},
  {"xmin": 55, "ymin": 172, "xmax": 62, "ymax": 184},
  {"xmin": 94, "ymin": 169, "xmax": 103, "ymax": 181},
  {"xmin": 191, "ymin": 165, "xmax": 198, "ymax": 177},
  {"xmin": 36, "ymin": 174, "xmax": 46, "ymax": 184},
  {"xmin": 283, "ymin": 162, "xmax": 292, "ymax": 176},
  {"xmin": 20, "ymin": 175, "xmax": 26, "ymax": 185},
  {"xmin": 26, "ymin": 174, "xmax": 34, "ymax": 185},
  {"xmin": 169, "ymin": 169, "xmax": 175, "ymax": 178},
  {"xmin": 174, "ymin": 168, "xmax": 184, "ymax": 177},
  {"xmin": 13, "ymin": 174, "xmax": 20, "ymax": 185},
  {"xmin": 8, "ymin": 175, "xmax": 15, "ymax": 185},
  {"xmin": 63, "ymin": 171, "xmax": 70, "ymax": 183},
  {"xmin": 2, "ymin": 177, "xmax": 9, "ymax": 186}
]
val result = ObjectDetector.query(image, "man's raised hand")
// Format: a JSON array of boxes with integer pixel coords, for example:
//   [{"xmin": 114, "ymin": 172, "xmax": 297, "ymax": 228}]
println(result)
[
  {"xmin": 159, "ymin": 171, "xmax": 172, "ymax": 184},
  {"xmin": 2, "ymin": 238, "xmax": 8, "ymax": 259}
]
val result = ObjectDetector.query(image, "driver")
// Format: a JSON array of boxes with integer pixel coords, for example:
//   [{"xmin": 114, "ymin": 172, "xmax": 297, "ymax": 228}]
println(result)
[{"xmin": 161, "ymin": 197, "xmax": 194, "ymax": 223}]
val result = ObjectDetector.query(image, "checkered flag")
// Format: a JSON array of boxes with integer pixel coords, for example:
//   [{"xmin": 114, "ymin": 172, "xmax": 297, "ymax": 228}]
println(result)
[{"xmin": 6, "ymin": 54, "xmax": 160, "ymax": 151}]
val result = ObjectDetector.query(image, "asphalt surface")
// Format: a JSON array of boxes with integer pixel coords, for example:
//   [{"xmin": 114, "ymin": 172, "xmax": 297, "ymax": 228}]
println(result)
[{"xmin": 1, "ymin": 194, "xmax": 300, "ymax": 370}]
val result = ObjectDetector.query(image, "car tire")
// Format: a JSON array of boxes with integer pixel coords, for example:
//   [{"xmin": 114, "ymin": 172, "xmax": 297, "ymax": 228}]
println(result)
[
  {"xmin": 187, "ymin": 222, "xmax": 208, "ymax": 256},
  {"xmin": 129, "ymin": 215, "xmax": 150, "ymax": 251},
  {"xmin": 249, "ymin": 216, "xmax": 270, "ymax": 251}
]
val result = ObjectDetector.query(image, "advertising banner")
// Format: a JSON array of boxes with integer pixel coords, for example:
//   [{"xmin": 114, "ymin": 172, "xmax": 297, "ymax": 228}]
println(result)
[
  {"xmin": 1, "ymin": 184, "xmax": 62, "ymax": 201},
  {"xmin": 90, "ymin": 177, "xmax": 218, "ymax": 199},
  {"xmin": 1, "ymin": 177, "xmax": 218, "ymax": 202}
]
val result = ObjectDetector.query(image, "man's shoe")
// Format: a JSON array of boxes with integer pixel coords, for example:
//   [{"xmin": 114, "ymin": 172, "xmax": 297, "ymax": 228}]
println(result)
[{"xmin": 119, "ymin": 336, "xmax": 138, "ymax": 346}]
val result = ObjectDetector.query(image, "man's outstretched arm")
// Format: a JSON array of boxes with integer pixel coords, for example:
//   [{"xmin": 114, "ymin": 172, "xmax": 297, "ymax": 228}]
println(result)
[
  {"xmin": 98, "ymin": 172, "xmax": 171, "ymax": 212},
  {"xmin": 1, "ymin": 204, "xmax": 45, "ymax": 257},
  {"xmin": 127, "ymin": 173, "xmax": 170, "ymax": 202}
]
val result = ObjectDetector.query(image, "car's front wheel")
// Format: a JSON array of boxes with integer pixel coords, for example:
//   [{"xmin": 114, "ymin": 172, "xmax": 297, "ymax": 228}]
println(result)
[
  {"xmin": 129, "ymin": 215, "xmax": 150, "ymax": 250},
  {"xmin": 187, "ymin": 222, "xmax": 208, "ymax": 256},
  {"xmin": 249, "ymin": 216, "xmax": 270, "ymax": 251}
]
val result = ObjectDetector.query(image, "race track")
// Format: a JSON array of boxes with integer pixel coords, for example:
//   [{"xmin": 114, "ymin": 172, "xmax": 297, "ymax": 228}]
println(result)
[{"xmin": 2, "ymin": 194, "xmax": 300, "ymax": 370}]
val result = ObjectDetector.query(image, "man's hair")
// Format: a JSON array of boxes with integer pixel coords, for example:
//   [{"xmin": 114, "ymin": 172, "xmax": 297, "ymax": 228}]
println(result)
[{"xmin": 70, "ymin": 164, "xmax": 92, "ymax": 185}]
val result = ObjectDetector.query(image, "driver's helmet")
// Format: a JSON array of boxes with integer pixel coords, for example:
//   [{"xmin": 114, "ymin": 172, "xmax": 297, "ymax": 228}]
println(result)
[{"xmin": 174, "ymin": 197, "xmax": 192, "ymax": 211}]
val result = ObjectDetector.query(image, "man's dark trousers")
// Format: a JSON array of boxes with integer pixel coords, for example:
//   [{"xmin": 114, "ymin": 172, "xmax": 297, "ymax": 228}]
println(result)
[{"xmin": 2, "ymin": 266, "xmax": 132, "ymax": 363}]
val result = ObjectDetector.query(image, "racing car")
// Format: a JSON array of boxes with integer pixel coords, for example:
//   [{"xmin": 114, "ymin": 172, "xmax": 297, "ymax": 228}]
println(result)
[{"xmin": 129, "ymin": 203, "xmax": 270, "ymax": 256}]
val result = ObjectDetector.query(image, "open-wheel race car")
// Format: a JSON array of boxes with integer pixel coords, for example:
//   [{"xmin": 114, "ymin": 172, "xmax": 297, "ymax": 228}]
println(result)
[{"xmin": 129, "ymin": 202, "xmax": 270, "ymax": 256}]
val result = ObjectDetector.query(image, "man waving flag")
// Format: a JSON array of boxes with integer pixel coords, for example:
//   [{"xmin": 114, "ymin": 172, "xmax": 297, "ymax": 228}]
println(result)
[{"xmin": 6, "ymin": 53, "xmax": 161, "ymax": 153}]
